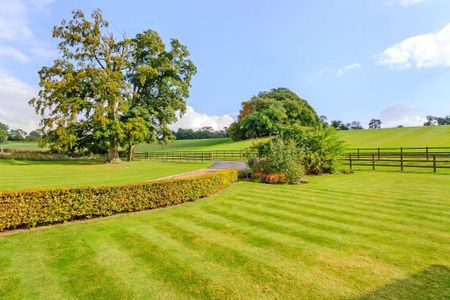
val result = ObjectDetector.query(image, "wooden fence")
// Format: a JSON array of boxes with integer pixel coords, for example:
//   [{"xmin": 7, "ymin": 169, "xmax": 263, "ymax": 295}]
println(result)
[
  {"xmin": 343, "ymin": 147, "xmax": 450, "ymax": 172},
  {"xmin": 132, "ymin": 146, "xmax": 450, "ymax": 173},
  {"xmin": 130, "ymin": 150, "xmax": 256, "ymax": 162}
]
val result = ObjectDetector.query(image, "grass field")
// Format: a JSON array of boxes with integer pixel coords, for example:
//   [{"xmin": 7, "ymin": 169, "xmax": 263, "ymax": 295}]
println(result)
[
  {"xmin": 0, "ymin": 160, "xmax": 211, "ymax": 190},
  {"xmin": 339, "ymin": 125, "xmax": 450, "ymax": 148},
  {"xmin": 0, "ymin": 171, "xmax": 448, "ymax": 299},
  {"xmin": 2, "ymin": 126, "xmax": 449, "ymax": 152},
  {"xmin": 137, "ymin": 125, "xmax": 450, "ymax": 151},
  {"xmin": 0, "ymin": 142, "xmax": 42, "ymax": 151}
]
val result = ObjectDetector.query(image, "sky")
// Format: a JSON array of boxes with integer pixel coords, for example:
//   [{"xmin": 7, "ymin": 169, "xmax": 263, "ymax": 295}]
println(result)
[{"xmin": 1, "ymin": 0, "xmax": 450, "ymax": 131}]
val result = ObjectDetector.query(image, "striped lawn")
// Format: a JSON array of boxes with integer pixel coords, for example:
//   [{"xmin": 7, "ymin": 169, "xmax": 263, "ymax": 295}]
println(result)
[
  {"xmin": 0, "ymin": 171, "xmax": 449, "ymax": 299},
  {"xmin": 0, "ymin": 160, "xmax": 211, "ymax": 190}
]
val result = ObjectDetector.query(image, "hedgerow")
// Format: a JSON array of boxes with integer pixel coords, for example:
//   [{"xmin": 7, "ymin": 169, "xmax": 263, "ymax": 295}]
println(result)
[{"xmin": 0, "ymin": 169, "xmax": 237, "ymax": 231}]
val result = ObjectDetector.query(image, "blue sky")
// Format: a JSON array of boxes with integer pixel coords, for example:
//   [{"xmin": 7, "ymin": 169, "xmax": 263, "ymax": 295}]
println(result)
[{"xmin": 1, "ymin": 0, "xmax": 450, "ymax": 131}]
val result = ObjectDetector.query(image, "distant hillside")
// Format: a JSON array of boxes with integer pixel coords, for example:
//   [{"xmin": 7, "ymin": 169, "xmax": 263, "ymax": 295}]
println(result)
[
  {"xmin": 135, "ymin": 126, "xmax": 450, "ymax": 151},
  {"xmin": 3, "ymin": 126, "xmax": 449, "ymax": 153},
  {"xmin": 338, "ymin": 125, "xmax": 450, "ymax": 148}
]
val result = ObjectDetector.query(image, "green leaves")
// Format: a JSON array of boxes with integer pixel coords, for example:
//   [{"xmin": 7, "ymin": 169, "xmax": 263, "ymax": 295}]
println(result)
[
  {"xmin": 229, "ymin": 88, "xmax": 320, "ymax": 140},
  {"xmin": 29, "ymin": 9, "xmax": 196, "ymax": 162}
]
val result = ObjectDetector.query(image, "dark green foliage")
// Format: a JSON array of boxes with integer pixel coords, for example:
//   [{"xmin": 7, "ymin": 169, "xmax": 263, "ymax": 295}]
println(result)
[
  {"xmin": 0, "ymin": 169, "xmax": 237, "ymax": 231},
  {"xmin": 7, "ymin": 129, "xmax": 27, "ymax": 141},
  {"xmin": 0, "ymin": 122, "xmax": 7, "ymax": 143},
  {"xmin": 249, "ymin": 137, "xmax": 305, "ymax": 184},
  {"xmin": 29, "ymin": 9, "xmax": 196, "ymax": 162},
  {"xmin": 281, "ymin": 125, "xmax": 345, "ymax": 174},
  {"xmin": 176, "ymin": 127, "xmax": 226, "ymax": 140},
  {"xmin": 227, "ymin": 122, "xmax": 247, "ymax": 141},
  {"xmin": 368, "ymin": 119, "xmax": 382, "ymax": 129},
  {"xmin": 229, "ymin": 88, "xmax": 320, "ymax": 141},
  {"xmin": 424, "ymin": 115, "xmax": 450, "ymax": 126}
]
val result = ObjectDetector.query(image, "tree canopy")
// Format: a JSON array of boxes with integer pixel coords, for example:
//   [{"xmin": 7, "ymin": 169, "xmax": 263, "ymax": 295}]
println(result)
[
  {"xmin": 228, "ymin": 88, "xmax": 321, "ymax": 140},
  {"xmin": 0, "ymin": 122, "xmax": 8, "ymax": 144},
  {"xmin": 30, "ymin": 9, "xmax": 196, "ymax": 162}
]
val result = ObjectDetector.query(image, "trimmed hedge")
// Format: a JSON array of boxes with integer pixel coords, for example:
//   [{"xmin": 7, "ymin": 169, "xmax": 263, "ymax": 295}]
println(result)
[{"xmin": 0, "ymin": 169, "xmax": 237, "ymax": 231}]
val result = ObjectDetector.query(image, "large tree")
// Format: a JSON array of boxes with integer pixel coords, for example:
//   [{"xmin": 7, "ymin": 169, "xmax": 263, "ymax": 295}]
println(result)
[
  {"xmin": 0, "ymin": 122, "xmax": 8, "ymax": 144},
  {"xmin": 30, "ymin": 9, "xmax": 196, "ymax": 162},
  {"xmin": 229, "ymin": 88, "xmax": 320, "ymax": 140}
]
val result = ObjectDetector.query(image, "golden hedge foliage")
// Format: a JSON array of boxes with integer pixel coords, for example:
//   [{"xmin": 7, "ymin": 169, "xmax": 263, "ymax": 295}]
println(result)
[{"xmin": 0, "ymin": 169, "xmax": 237, "ymax": 231}]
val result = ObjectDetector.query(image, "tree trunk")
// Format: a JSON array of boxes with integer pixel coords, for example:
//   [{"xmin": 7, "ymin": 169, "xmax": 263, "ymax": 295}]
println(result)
[
  {"xmin": 107, "ymin": 137, "xmax": 121, "ymax": 163},
  {"xmin": 127, "ymin": 144, "xmax": 135, "ymax": 162}
]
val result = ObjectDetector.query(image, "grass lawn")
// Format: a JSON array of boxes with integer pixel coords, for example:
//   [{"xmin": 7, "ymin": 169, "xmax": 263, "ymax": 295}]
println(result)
[
  {"xmin": 0, "ymin": 160, "xmax": 211, "ymax": 190},
  {"xmin": 338, "ymin": 125, "xmax": 450, "ymax": 148},
  {"xmin": 0, "ymin": 142, "xmax": 42, "ymax": 151},
  {"xmin": 0, "ymin": 171, "xmax": 448, "ymax": 299},
  {"xmin": 135, "ymin": 137, "xmax": 269, "ymax": 152}
]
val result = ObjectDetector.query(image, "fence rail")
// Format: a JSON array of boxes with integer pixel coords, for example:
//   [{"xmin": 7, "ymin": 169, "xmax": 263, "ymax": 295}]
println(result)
[
  {"xmin": 129, "ymin": 150, "xmax": 257, "ymax": 162},
  {"xmin": 131, "ymin": 146, "xmax": 450, "ymax": 173},
  {"xmin": 343, "ymin": 146, "xmax": 450, "ymax": 172}
]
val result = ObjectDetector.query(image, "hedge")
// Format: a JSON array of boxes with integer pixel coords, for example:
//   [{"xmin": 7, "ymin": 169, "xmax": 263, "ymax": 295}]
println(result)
[{"xmin": 0, "ymin": 169, "xmax": 238, "ymax": 231}]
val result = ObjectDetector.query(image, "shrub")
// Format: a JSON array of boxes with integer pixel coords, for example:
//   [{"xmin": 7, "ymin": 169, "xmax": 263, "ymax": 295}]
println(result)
[
  {"xmin": 281, "ymin": 125, "xmax": 345, "ymax": 174},
  {"xmin": 250, "ymin": 137, "xmax": 305, "ymax": 184},
  {"xmin": 0, "ymin": 169, "xmax": 238, "ymax": 231}
]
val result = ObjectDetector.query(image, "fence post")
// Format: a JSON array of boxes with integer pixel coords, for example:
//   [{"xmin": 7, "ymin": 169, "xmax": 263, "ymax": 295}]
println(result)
[
  {"xmin": 202, "ymin": 152, "xmax": 204, "ymax": 162},
  {"xmin": 372, "ymin": 154, "xmax": 375, "ymax": 170},
  {"xmin": 349, "ymin": 154, "xmax": 352, "ymax": 169},
  {"xmin": 426, "ymin": 147, "xmax": 429, "ymax": 161},
  {"xmin": 357, "ymin": 148, "xmax": 360, "ymax": 160},
  {"xmin": 433, "ymin": 155, "xmax": 436, "ymax": 173},
  {"xmin": 377, "ymin": 147, "xmax": 380, "ymax": 160},
  {"xmin": 400, "ymin": 147, "xmax": 404, "ymax": 171}
]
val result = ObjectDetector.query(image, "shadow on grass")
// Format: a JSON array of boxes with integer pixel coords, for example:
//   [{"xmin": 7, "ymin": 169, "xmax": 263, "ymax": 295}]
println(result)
[{"xmin": 355, "ymin": 265, "xmax": 450, "ymax": 300}]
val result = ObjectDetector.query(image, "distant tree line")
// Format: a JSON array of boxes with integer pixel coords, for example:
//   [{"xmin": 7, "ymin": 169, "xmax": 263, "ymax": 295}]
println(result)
[
  {"xmin": 0, "ymin": 122, "xmax": 43, "ymax": 143},
  {"xmin": 321, "ymin": 116, "xmax": 381, "ymax": 130},
  {"xmin": 423, "ymin": 115, "xmax": 450, "ymax": 126},
  {"xmin": 175, "ymin": 127, "xmax": 227, "ymax": 140}
]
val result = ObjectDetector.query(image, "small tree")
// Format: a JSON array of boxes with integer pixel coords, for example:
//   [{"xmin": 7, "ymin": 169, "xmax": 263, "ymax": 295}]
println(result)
[
  {"xmin": 30, "ymin": 9, "xmax": 196, "ymax": 162},
  {"xmin": 349, "ymin": 121, "xmax": 363, "ymax": 130},
  {"xmin": 26, "ymin": 129, "xmax": 44, "ymax": 141},
  {"xmin": 330, "ymin": 120, "xmax": 349, "ymax": 130},
  {"xmin": 0, "ymin": 122, "xmax": 8, "ymax": 143},
  {"xmin": 368, "ymin": 119, "xmax": 382, "ymax": 129},
  {"xmin": 8, "ymin": 129, "xmax": 27, "ymax": 141},
  {"xmin": 424, "ymin": 116, "xmax": 438, "ymax": 126}
]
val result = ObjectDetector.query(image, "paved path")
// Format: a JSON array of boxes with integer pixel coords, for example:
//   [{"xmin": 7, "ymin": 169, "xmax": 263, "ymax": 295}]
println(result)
[{"xmin": 149, "ymin": 160, "xmax": 247, "ymax": 181}]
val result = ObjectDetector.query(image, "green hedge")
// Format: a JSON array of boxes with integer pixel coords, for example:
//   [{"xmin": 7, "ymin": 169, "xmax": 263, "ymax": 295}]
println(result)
[{"xmin": 0, "ymin": 169, "xmax": 237, "ymax": 231}]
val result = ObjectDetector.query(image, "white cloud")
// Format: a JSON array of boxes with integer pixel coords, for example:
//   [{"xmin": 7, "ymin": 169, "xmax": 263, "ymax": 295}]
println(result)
[
  {"xmin": 337, "ymin": 63, "xmax": 362, "ymax": 77},
  {"xmin": 385, "ymin": 0, "xmax": 428, "ymax": 7},
  {"xmin": 375, "ymin": 23, "xmax": 450, "ymax": 69},
  {"xmin": 379, "ymin": 104, "xmax": 427, "ymax": 127},
  {"xmin": 0, "ymin": 46, "xmax": 29, "ymax": 63},
  {"xmin": 0, "ymin": 0, "xmax": 33, "ymax": 40},
  {"xmin": 0, "ymin": 69, "xmax": 39, "ymax": 131},
  {"xmin": 170, "ymin": 106, "xmax": 235, "ymax": 131}
]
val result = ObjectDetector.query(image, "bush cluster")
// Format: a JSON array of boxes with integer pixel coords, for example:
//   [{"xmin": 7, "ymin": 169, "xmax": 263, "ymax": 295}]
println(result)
[
  {"xmin": 0, "ymin": 169, "xmax": 237, "ymax": 231},
  {"xmin": 249, "ymin": 138, "xmax": 305, "ymax": 184}
]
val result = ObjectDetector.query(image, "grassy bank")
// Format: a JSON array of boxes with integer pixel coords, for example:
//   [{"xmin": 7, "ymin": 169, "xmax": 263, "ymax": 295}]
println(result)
[
  {"xmin": 0, "ymin": 160, "xmax": 211, "ymax": 190},
  {"xmin": 0, "ymin": 171, "xmax": 448, "ymax": 299}
]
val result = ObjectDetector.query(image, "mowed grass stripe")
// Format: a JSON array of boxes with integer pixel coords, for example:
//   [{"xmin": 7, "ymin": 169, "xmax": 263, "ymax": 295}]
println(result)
[
  {"xmin": 81, "ymin": 225, "xmax": 187, "ymax": 300},
  {"xmin": 171, "ymin": 210, "xmax": 400, "ymax": 291},
  {"xmin": 229, "ymin": 195, "xmax": 450, "ymax": 249},
  {"xmin": 202, "ymin": 204, "xmax": 444, "ymax": 268},
  {"xmin": 231, "ymin": 193, "xmax": 450, "ymax": 243},
  {"xmin": 240, "ymin": 184, "xmax": 450, "ymax": 219},
  {"xmin": 109, "ymin": 227, "xmax": 237, "ymax": 299},
  {"xmin": 154, "ymin": 215, "xmax": 356, "ymax": 299},
  {"xmin": 236, "ymin": 187, "xmax": 450, "ymax": 228},
  {"xmin": 0, "ymin": 171, "xmax": 448, "ymax": 299}
]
